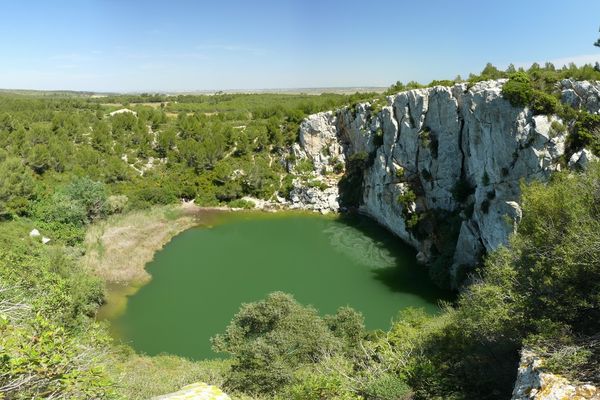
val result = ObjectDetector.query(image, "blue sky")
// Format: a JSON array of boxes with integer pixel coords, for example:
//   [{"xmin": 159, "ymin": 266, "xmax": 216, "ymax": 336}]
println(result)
[{"xmin": 0, "ymin": 0, "xmax": 598, "ymax": 92}]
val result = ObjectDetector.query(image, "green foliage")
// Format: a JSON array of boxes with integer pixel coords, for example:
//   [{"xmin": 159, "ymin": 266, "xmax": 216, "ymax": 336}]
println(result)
[
  {"xmin": 295, "ymin": 158, "xmax": 315, "ymax": 174},
  {"xmin": 568, "ymin": 112, "xmax": 600, "ymax": 156},
  {"xmin": 109, "ymin": 351, "xmax": 229, "ymax": 400},
  {"xmin": 0, "ymin": 222, "xmax": 112, "ymax": 399},
  {"xmin": 228, "ymin": 198, "xmax": 256, "ymax": 209},
  {"xmin": 0, "ymin": 154, "xmax": 35, "ymax": 218},
  {"xmin": 35, "ymin": 177, "xmax": 108, "ymax": 227},
  {"xmin": 409, "ymin": 163, "xmax": 600, "ymax": 398},
  {"xmin": 397, "ymin": 189, "xmax": 416, "ymax": 208},
  {"xmin": 501, "ymin": 72, "xmax": 534, "ymax": 107},
  {"xmin": 0, "ymin": 312, "xmax": 114, "ymax": 399},
  {"xmin": 212, "ymin": 292, "xmax": 364, "ymax": 395},
  {"xmin": 283, "ymin": 365, "xmax": 361, "ymax": 400},
  {"xmin": 530, "ymin": 90, "xmax": 560, "ymax": 115},
  {"xmin": 362, "ymin": 374, "xmax": 413, "ymax": 400}
]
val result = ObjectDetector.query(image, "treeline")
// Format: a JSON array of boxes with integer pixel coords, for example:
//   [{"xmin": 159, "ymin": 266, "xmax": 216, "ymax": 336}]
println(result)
[{"xmin": 386, "ymin": 61, "xmax": 600, "ymax": 94}]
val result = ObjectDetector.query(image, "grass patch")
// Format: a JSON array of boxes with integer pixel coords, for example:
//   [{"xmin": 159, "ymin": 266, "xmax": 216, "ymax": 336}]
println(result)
[{"xmin": 109, "ymin": 351, "xmax": 231, "ymax": 400}]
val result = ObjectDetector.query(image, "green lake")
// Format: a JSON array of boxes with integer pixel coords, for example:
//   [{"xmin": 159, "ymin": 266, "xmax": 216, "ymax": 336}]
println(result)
[{"xmin": 108, "ymin": 212, "xmax": 451, "ymax": 359}]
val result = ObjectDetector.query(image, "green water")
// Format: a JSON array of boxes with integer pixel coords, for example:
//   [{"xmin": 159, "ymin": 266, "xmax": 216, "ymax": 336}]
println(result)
[{"xmin": 110, "ymin": 212, "xmax": 451, "ymax": 359}]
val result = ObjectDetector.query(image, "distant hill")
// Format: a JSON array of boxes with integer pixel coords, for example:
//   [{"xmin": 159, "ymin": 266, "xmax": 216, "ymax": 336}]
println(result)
[{"xmin": 0, "ymin": 87, "xmax": 386, "ymax": 97}]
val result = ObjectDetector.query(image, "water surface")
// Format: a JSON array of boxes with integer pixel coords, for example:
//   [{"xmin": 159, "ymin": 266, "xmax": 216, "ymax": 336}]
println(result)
[{"xmin": 109, "ymin": 212, "xmax": 450, "ymax": 359}]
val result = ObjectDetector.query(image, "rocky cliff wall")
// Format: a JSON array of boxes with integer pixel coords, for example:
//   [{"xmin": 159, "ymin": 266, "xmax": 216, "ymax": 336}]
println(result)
[{"xmin": 289, "ymin": 79, "xmax": 599, "ymax": 287}]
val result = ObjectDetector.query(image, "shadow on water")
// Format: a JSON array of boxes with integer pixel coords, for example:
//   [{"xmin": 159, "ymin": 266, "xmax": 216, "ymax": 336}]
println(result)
[{"xmin": 335, "ymin": 213, "xmax": 455, "ymax": 305}]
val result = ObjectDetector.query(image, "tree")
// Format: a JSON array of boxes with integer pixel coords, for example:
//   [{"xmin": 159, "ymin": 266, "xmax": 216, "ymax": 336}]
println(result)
[
  {"xmin": 594, "ymin": 26, "xmax": 600, "ymax": 47},
  {"xmin": 0, "ymin": 155, "xmax": 35, "ymax": 217},
  {"xmin": 212, "ymin": 292, "xmax": 348, "ymax": 395}
]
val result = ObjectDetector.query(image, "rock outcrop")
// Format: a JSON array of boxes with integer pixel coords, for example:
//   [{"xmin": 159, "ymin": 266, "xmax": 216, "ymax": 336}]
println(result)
[
  {"xmin": 560, "ymin": 79, "xmax": 600, "ymax": 114},
  {"xmin": 512, "ymin": 349, "xmax": 599, "ymax": 400},
  {"xmin": 290, "ymin": 79, "xmax": 599, "ymax": 287}
]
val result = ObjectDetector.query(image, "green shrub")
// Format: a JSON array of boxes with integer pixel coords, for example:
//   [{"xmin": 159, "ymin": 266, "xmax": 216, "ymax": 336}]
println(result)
[
  {"xmin": 530, "ymin": 90, "xmax": 560, "ymax": 115},
  {"xmin": 295, "ymin": 158, "xmax": 315, "ymax": 174},
  {"xmin": 397, "ymin": 189, "xmax": 416, "ymax": 209},
  {"xmin": 568, "ymin": 112, "xmax": 600, "ymax": 156},
  {"xmin": 501, "ymin": 72, "xmax": 533, "ymax": 107},
  {"xmin": 363, "ymin": 374, "xmax": 413, "ymax": 400},
  {"xmin": 228, "ymin": 198, "xmax": 255, "ymax": 209},
  {"xmin": 332, "ymin": 157, "xmax": 345, "ymax": 174},
  {"xmin": 549, "ymin": 120, "xmax": 566, "ymax": 137},
  {"xmin": 212, "ymin": 292, "xmax": 351, "ymax": 395},
  {"xmin": 0, "ymin": 155, "xmax": 36, "ymax": 218}
]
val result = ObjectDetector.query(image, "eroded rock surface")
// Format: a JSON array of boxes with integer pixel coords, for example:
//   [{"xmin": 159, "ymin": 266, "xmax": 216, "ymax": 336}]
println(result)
[
  {"xmin": 291, "ymin": 79, "xmax": 599, "ymax": 287},
  {"xmin": 512, "ymin": 349, "xmax": 599, "ymax": 400}
]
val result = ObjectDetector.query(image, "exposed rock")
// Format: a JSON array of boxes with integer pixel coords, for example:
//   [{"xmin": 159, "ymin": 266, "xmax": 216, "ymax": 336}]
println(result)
[
  {"xmin": 569, "ymin": 149, "xmax": 599, "ymax": 170},
  {"xmin": 560, "ymin": 79, "xmax": 600, "ymax": 114},
  {"xmin": 41, "ymin": 237, "xmax": 51, "ymax": 245},
  {"xmin": 29, "ymin": 229, "xmax": 40, "ymax": 238},
  {"xmin": 291, "ymin": 79, "xmax": 598, "ymax": 287},
  {"xmin": 289, "ymin": 178, "xmax": 339, "ymax": 213},
  {"xmin": 153, "ymin": 382, "xmax": 230, "ymax": 400},
  {"xmin": 109, "ymin": 108, "xmax": 137, "ymax": 117},
  {"xmin": 512, "ymin": 349, "xmax": 599, "ymax": 400}
]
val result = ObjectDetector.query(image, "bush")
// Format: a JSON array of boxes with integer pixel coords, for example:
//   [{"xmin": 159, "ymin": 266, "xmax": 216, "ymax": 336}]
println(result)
[
  {"xmin": 397, "ymin": 189, "xmax": 416, "ymax": 208},
  {"xmin": 228, "ymin": 198, "xmax": 255, "ymax": 209},
  {"xmin": 105, "ymin": 195, "xmax": 128, "ymax": 214},
  {"xmin": 363, "ymin": 374, "xmax": 413, "ymax": 400},
  {"xmin": 530, "ymin": 90, "xmax": 560, "ymax": 115},
  {"xmin": 295, "ymin": 158, "xmax": 315, "ymax": 174},
  {"xmin": 501, "ymin": 72, "xmax": 533, "ymax": 107},
  {"xmin": 568, "ymin": 112, "xmax": 600, "ymax": 156},
  {"xmin": 212, "ymin": 292, "xmax": 348, "ymax": 395},
  {"xmin": 0, "ymin": 155, "xmax": 35, "ymax": 218}
]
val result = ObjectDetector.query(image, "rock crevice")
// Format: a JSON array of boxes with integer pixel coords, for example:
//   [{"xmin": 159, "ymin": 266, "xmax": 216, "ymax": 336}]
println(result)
[{"xmin": 290, "ymin": 79, "xmax": 599, "ymax": 287}]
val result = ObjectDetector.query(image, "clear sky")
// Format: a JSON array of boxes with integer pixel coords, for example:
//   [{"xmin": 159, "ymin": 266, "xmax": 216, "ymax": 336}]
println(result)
[{"xmin": 1, "ymin": 0, "xmax": 599, "ymax": 92}]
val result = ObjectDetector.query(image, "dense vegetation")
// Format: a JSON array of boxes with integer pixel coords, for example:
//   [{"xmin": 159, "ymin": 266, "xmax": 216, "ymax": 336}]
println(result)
[{"xmin": 0, "ymin": 62, "xmax": 598, "ymax": 399}]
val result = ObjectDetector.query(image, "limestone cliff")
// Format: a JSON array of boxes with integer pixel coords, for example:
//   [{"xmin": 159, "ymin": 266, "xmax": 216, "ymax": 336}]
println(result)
[
  {"xmin": 511, "ymin": 349, "xmax": 599, "ymax": 400},
  {"xmin": 289, "ymin": 79, "xmax": 599, "ymax": 287}
]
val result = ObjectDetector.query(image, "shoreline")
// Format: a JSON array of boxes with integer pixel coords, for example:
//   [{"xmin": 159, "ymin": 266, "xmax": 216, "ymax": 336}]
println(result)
[{"xmin": 88, "ymin": 203, "xmax": 336, "ymax": 320}]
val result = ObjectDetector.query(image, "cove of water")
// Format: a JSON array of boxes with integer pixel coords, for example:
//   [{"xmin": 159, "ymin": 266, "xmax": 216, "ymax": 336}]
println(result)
[{"xmin": 107, "ymin": 212, "xmax": 451, "ymax": 359}]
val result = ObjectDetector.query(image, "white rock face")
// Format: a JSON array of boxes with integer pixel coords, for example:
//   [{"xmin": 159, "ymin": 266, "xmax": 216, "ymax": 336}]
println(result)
[
  {"xmin": 568, "ymin": 149, "xmax": 599, "ymax": 169},
  {"xmin": 512, "ymin": 349, "xmax": 599, "ymax": 400},
  {"xmin": 291, "ymin": 79, "xmax": 599, "ymax": 286},
  {"xmin": 560, "ymin": 79, "xmax": 600, "ymax": 114},
  {"xmin": 29, "ymin": 229, "xmax": 40, "ymax": 238}
]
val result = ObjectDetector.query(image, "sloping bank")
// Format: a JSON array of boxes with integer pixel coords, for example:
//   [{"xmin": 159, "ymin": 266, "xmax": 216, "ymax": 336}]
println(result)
[{"xmin": 85, "ymin": 204, "xmax": 232, "ymax": 319}]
